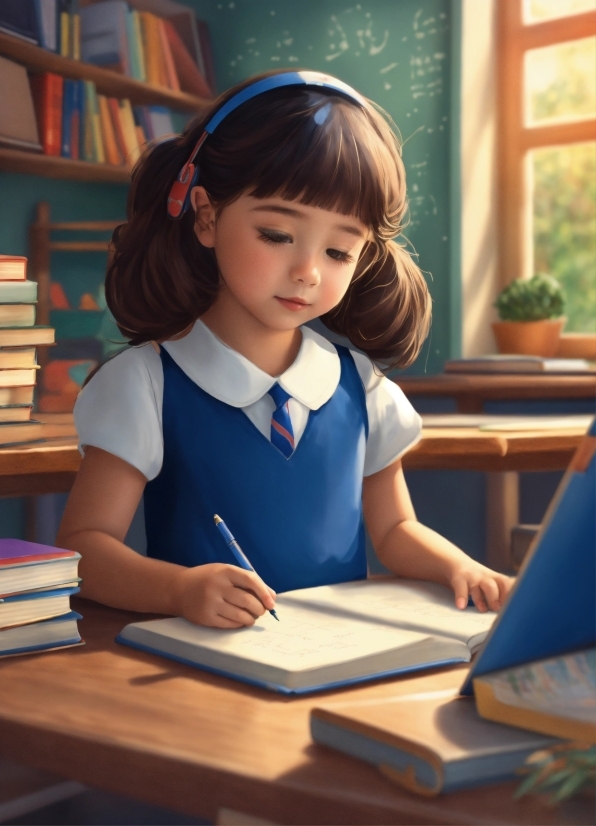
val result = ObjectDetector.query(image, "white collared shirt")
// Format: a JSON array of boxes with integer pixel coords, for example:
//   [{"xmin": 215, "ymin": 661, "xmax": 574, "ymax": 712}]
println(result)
[{"xmin": 74, "ymin": 321, "xmax": 421, "ymax": 481}]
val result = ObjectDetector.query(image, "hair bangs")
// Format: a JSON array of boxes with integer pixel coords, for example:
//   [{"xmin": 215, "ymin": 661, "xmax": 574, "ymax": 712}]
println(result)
[{"xmin": 242, "ymin": 98, "xmax": 403, "ymax": 236}]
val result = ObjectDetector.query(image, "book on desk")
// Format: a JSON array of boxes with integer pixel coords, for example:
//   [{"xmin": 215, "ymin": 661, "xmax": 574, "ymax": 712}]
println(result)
[
  {"xmin": 116, "ymin": 578, "xmax": 497, "ymax": 695},
  {"xmin": 310, "ymin": 419, "xmax": 596, "ymax": 794}
]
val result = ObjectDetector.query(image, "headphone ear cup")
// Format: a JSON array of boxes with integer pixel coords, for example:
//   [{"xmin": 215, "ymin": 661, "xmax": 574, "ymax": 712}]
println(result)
[{"xmin": 167, "ymin": 164, "xmax": 200, "ymax": 219}]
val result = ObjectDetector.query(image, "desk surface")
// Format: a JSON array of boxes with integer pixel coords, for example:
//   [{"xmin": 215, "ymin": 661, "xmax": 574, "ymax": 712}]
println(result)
[
  {"xmin": 0, "ymin": 599, "xmax": 591, "ymax": 826},
  {"xmin": 0, "ymin": 417, "xmax": 589, "ymax": 497}
]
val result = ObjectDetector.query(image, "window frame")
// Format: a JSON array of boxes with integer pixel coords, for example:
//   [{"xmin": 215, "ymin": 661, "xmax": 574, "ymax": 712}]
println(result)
[{"xmin": 496, "ymin": 0, "xmax": 596, "ymax": 287}]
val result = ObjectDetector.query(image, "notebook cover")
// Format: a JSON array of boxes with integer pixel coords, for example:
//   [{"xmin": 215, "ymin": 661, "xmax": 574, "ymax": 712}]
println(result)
[
  {"xmin": 461, "ymin": 418, "xmax": 596, "ymax": 695},
  {"xmin": 115, "ymin": 632, "xmax": 466, "ymax": 695},
  {"xmin": 0, "ymin": 538, "xmax": 79, "ymax": 565}
]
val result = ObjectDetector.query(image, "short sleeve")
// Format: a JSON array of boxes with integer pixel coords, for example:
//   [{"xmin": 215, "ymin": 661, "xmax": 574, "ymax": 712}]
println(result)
[
  {"xmin": 350, "ymin": 351, "xmax": 422, "ymax": 477},
  {"xmin": 73, "ymin": 344, "xmax": 164, "ymax": 481}
]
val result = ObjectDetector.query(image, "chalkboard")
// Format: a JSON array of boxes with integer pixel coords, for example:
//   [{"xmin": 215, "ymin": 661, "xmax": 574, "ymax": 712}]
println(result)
[{"xmin": 190, "ymin": 0, "xmax": 460, "ymax": 374}]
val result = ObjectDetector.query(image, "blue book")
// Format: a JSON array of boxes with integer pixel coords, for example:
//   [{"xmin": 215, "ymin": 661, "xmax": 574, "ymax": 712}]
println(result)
[
  {"xmin": 34, "ymin": 0, "xmax": 57, "ymax": 51},
  {"xmin": 0, "ymin": 586, "xmax": 79, "ymax": 629},
  {"xmin": 0, "ymin": 1, "xmax": 40, "ymax": 45},
  {"xmin": 461, "ymin": 415, "xmax": 596, "ymax": 694},
  {"xmin": 0, "ymin": 611, "xmax": 82, "ymax": 658},
  {"xmin": 80, "ymin": 1, "xmax": 130, "ymax": 75},
  {"xmin": 61, "ymin": 78, "xmax": 75, "ymax": 158}
]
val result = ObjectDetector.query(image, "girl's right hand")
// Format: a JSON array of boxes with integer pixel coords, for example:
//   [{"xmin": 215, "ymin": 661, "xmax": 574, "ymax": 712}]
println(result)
[{"xmin": 173, "ymin": 563, "xmax": 277, "ymax": 628}]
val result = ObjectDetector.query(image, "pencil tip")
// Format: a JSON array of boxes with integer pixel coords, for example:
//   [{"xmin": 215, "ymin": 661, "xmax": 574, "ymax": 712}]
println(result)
[
  {"xmin": 213, "ymin": 514, "xmax": 221, "ymax": 524},
  {"xmin": 271, "ymin": 610, "xmax": 279, "ymax": 621}
]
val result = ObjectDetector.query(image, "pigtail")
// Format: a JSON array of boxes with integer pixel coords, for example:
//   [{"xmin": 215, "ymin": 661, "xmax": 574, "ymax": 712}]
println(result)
[{"xmin": 321, "ymin": 239, "xmax": 431, "ymax": 370}]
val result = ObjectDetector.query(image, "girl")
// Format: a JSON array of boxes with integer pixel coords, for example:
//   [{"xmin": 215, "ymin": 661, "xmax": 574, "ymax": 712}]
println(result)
[{"xmin": 57, "ymin": 69, "xmax": 513, "ymax": 629}]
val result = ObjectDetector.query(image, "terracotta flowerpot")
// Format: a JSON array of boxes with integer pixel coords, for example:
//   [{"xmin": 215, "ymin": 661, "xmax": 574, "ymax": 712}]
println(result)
[
  {"xmin": 557, "ymin": 333, "xmax": 596, "ymax": 360},
  {"xmin": 491, "ymin": 318, "xmax": 566, "ymax": 357}
]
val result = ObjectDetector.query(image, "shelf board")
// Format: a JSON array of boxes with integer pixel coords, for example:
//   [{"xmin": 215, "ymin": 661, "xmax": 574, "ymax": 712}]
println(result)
[
  {"xmin": 0, "ymin": 147, "xmax": 131, "ymax": 182},
  {"xmin": 0, "ymin": 31, "xmax": 209, "ymax": 112}
]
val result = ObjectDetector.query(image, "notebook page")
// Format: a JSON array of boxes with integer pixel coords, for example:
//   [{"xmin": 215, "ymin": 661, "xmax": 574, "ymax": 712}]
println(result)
[
  {"xmin": 127, "ymin": 601, "xmax": 431, "ymax": 673},
  {"xmin": 280, "ymin": 579, "xmax": 496, "ymax": 645}
]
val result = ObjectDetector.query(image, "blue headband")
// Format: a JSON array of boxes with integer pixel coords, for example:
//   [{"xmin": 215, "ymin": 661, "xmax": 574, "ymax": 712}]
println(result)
[{"xmin": 167, "ymin": 71, "xmax": 365, "ymax": 220}]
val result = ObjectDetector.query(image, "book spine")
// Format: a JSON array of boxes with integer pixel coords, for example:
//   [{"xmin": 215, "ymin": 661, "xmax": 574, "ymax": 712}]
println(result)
[
  {"xmin": 60, "ymin": 79, "xmax": 73, "ymax": 158},
  {"xmin": 132, "ymin": 11, "xmax": 146, "ymax": 83},
  {"xmin": 157, "ymin": 19, "xmax": 179, "ymax": 91},
  {"xmin": 125, "ymin": 10, "xmax": 139, "ymax": 81},
  {"xmin": 69, "ymin": 78, "xmax": 81, "ymax": 159},
  {"xmin": 107, "ymin": 97, "xmax": 127, "ymax": 163},
  {"xmin": 118, "ymin": 99, "xmax": 140, "ymax": 165},
  {"xmin": 70, "ymin": 1, "xmax": 80, "ymax": 60},
  {"xmin": 81, "ymin": 81, "xmax": 95, "ymax": 162},
  {"xmin": 89, "ymin": 84, "xmax": 105, "ymax": 164},
  {"xmin": 59, "ymin": 2, "xmax": 69, "ymax": 57},
  {"xmin": 97, "ymin": 95, "xmax": 121, "ymax": 165},
  {"xmin": 29, "ymin": 73, "xmax": 62, "ymax": 156}
]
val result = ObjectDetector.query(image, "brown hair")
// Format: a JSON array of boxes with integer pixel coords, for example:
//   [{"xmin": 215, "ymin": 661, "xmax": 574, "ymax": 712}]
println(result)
[{"xmin": 106, "ymin": 69, "xmax": 431, "ymax": 368}]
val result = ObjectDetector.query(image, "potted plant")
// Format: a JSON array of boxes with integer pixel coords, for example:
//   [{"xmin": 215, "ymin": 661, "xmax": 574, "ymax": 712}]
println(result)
[{"xmin": 493, "ymin": 274, "xmax": 566, "ymax": 357}]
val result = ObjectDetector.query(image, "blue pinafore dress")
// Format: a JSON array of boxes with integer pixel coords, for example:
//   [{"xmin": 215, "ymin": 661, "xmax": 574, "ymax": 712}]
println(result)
[{"xmin": 144, "ymin": 344, "xmax": 369, "ymax": 593}]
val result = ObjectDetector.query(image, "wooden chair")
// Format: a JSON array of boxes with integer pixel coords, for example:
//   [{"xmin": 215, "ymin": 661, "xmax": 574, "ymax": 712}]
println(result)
[{"xmin": 28, "ymin": 201, "xmax": 121, "ymax": 406}]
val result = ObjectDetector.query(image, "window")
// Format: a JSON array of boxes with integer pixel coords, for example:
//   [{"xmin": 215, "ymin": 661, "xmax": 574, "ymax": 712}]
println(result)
[{"xmin": 497, "ymin": 0, "xmax": 596, "ymax": 332}]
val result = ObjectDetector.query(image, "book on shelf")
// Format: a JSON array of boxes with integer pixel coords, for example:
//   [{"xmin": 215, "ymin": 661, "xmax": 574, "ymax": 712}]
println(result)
[
  {"xmin": 163, "ymin": 19, "xmax": 211, "ymax": 99},
  {"xmin": 61, "ymin": 78, "xmax": 83, "ymax": 160},
  {"xmin": 0, "ymin": 610, "xmax": 82, "ymax": 658},
  {"xmin": 117, "ymin": 578, "xmax": 497, "ymax": 695},
  {"xmin": 0, "ymin": 306, "xmax": 36, "ymax": 328},
  {"xmin": 0, "ymin": 256, "xmax": 27, "ymax": 281},
  {"xmin": 0, "ymin": 281, "xmax": 37, "ymax": 304},
  {"xmin": 29, "ymin": 73, "xmax": 63, "ymax": 157},
  {"xmin": 80, "ymin": 0, "xmax": 130, "ymax": 75},
  {"xmin": 58, "ymin": 0, "xmax": 80, "ymax": 60},
  {"xmin": 0, "ymin": 56, "xmax": 42, "ymax": 153},
  {"xmin": 473, "ymin": 648, "xmax": 596, "ymax": 744},
  {"xmin": 0, "ymin": 585, "xmax": 80, "ymax": 628},
  {"xmin": 444, "ymin": 355, "xmax": 595, "ymax": 374},
  {"xmin": 310, "ymin": 690, "xmax": 560, "ymax": 796},
  {"xmin": 0, "ymin": 538, "xmax": 81, "ymax": 598},
  {"xmin": 0, "ymin": 326, "xmax": 55, "ymax": 347},
  {"xmin": 0, "ymin": 1, "xmax": 40, "ymax": 45},
  {"xmin": 0, "ymin": 417, "xmax": 77, "ymax": 447},
  {"xmin": 98, "ymin": 95, "xmax": 123, "ymax": 165}
]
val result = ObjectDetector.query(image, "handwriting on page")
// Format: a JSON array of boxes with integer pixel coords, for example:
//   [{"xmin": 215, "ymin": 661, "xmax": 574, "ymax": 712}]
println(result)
[{"xmin": 213, "ymin": 604, "xmax": 427, "ymax": 669}]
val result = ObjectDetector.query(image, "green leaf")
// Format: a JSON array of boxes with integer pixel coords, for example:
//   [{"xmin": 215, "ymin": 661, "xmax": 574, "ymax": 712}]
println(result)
[{"xmin": 552, "ymin": 770, "xmax": 591, "ymax": 802}]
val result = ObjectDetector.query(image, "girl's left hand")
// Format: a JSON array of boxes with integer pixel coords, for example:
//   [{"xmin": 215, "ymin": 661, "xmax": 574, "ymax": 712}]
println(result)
[{"xmin": 447, "ymin": 561, "xmax": 514, "ymax": 612}]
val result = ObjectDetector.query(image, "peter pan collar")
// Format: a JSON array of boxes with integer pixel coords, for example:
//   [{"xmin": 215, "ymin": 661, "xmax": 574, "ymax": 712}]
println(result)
[{"xmin": 162, "ymin": 319, "xmax": 340, "ymax": 410}]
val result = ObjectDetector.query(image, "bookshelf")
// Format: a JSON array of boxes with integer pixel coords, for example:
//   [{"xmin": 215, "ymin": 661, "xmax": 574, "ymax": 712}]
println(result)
[{"xmin": 0, "ymin": 30, "xmax": 211, "ymax": 182}]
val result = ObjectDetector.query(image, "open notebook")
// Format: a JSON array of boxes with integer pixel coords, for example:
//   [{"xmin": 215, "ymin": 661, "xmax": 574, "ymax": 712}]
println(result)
[{"xmin": 116, "ymin": 579, "xmax": 496, "ymax": 694}]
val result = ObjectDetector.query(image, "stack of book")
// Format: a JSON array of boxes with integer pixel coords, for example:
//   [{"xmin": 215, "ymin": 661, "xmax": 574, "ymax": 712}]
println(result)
[
  {"xmin": 0, "ymin": 538, "xmax": 83, "ymax": 659},
  {"xmin": 30, "ymin": 73, "xmax": 176, "ymax": 165},
  {"xmin": 0, "ymin": 254, "xmax": 76, "ymax": 446}
]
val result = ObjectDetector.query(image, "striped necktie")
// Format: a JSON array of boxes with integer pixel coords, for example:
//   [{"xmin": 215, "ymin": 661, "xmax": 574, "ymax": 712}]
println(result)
[{"xmin": 268, "ymin": 383, "xmax": 295, "ymax": 459}]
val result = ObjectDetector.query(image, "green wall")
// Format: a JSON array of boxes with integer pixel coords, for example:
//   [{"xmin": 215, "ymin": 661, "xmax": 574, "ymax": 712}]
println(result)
[{"xmin": 187, "ymin": 0, "xmax": 462, "ymax": 374}]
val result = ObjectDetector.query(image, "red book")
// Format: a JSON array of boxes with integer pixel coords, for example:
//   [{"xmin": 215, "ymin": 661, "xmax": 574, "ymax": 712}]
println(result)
[
  {"xmin": 0, "ymin": 255, "xmax": 27, "ymax": 281},
  {"xmin": 29, "ymin": 73, "xmax": 63, "ymax": 156},
  {"xmin": 163, "ymin": 20, "xmax": 211, "ymax": 99}
]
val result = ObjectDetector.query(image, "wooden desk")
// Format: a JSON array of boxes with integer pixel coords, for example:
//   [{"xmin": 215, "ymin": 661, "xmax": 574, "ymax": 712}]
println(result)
[
  {"xmin": 0, "ymin": 421, "xmax": 587, "ymax": 496},
  {"xmin": 396, "ymin": 373, "xmax": 596, "ymax": 413},
  {"xmin": 0, "ymin": 600, "xmax": 591, "ymax": 826}
]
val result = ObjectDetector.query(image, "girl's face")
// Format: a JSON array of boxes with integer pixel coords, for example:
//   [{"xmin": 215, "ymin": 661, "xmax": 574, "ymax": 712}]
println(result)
[{"xmin": 192, "ymin": 188, "xmax": 369, "ymax": 333}]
